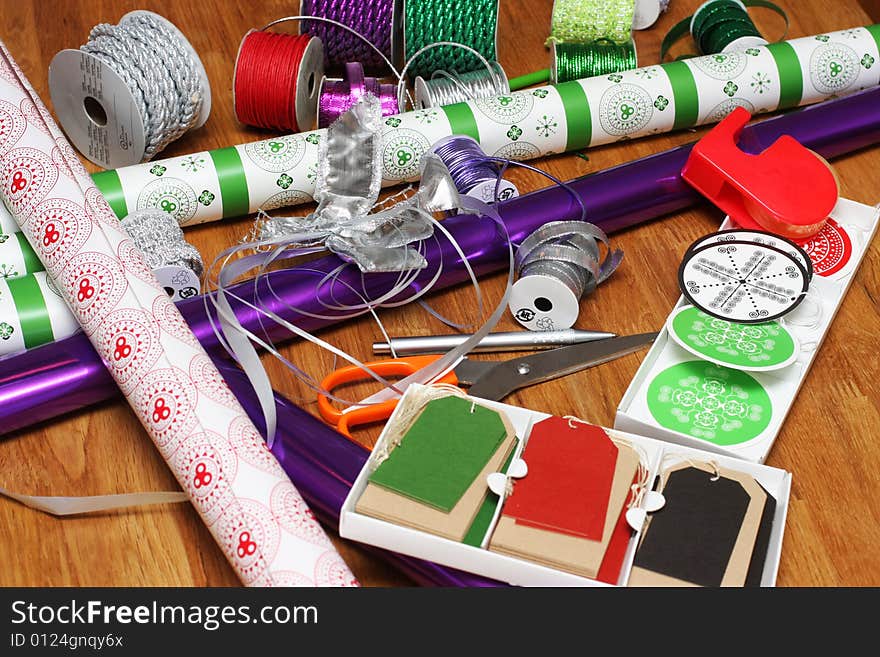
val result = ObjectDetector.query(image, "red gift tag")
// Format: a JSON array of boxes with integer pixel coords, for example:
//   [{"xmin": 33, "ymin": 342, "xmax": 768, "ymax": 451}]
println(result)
[{"xmin": 504, "ymin": 417, "xmax": 618, "ymax": 541}]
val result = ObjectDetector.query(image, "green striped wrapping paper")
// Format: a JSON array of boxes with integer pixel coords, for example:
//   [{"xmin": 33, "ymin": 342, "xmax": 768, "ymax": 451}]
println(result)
[
  {"xmin": 0, "ymin": 230, "xmax": 42, "ymax": 280},
  {"xmin": 0, "ymin": 271, "xmax": 80, "ymax": 356},
  {"xmin": 93, "ymin": 25, "xmax": 880, "ymax": 226}
]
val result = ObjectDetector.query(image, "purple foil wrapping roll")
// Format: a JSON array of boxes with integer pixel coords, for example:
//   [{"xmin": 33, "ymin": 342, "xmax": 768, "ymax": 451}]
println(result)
[{"xmin": 0, "ymin": 90, "xmax": 878, "ymax": 585}]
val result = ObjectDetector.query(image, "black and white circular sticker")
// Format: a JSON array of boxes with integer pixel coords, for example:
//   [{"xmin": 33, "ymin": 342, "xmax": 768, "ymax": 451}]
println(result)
[
  {"xmin": 678, "ymin": 240, "xmax": 810, "ymax": 323},
  {"xmin": 687, "ymin": 228, "xmax": 814, "ymax": 282}
]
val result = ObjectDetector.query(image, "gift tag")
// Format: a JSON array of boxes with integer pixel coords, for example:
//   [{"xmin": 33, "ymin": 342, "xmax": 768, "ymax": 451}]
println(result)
[
  {"xmin": 679, "ymin": 241, "xmax": 810, "ymax": 323},
  {"xmin": 689, "ymin": 229, "xmax": 813, "ymax": 282},
  {"xmin": 667, "ymin": 305, "xmax": 799, "ymax": 372},
  {"xmin": 504, "ymin": 417, "xmax": 618, "ymax": 541}
]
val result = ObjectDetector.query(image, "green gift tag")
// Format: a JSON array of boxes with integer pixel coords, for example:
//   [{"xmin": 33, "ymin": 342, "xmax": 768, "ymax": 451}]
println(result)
[
  {"xmin": 668, "ymin": 305, "xmax": 798, "ymax": 371},
  {"xmin": 369, "ymin": 396, "xmax": 509, "ymax": 512},
  {"xmin": 646, "ymin": 361, "xmax": 772, "ymax": 446}
]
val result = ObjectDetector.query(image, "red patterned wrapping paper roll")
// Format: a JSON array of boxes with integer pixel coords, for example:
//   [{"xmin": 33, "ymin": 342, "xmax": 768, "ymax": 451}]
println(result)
[{"xmin": 0, "ymin": 42, "xmax": 357, "ymax": 587}]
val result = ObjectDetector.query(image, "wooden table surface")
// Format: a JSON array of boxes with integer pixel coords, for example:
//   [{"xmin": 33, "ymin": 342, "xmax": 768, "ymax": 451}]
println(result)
[{"xmin": 1, "ymin": 0, "xmax": 878, "ymax": 587}]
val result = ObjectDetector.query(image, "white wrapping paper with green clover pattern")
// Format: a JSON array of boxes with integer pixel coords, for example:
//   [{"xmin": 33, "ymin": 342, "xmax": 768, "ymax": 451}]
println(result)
[{"xmin": 92, "ymin": 25, "xmax": 880, "ymax": 226}]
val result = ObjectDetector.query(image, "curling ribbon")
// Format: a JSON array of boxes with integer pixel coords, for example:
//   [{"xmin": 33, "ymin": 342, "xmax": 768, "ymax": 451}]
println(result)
[
  {"xmin": 0, "ymin": 39, "xmax": 357, "ymax": 588},
  {"xmin": 318, "ymin": 62, "xmax": 399, "ymax": 128},
  {"xmin": 92, "ymin": 25, "xmax": 880, "ymax": 227},
  {"xmin": 430, "ymin": 135, "xmax": 519, "ymax": 202},
  {"xmin": 49, "ymin": 11, "xmax": 211, "ymax": 168},
  {"xmin": 509, "ymin": 221, "xmax": 622, "ymax": 331},
  {"xmin": 660, "ymin": 0, "xmax": 788, "ymax": 60},
  {"xmin": 233, "ymin": 29, "xmax": 324, "ymax": 132},
  {"xmin": 404, "ymin": 0, "xmax": 500, "ymax": 77},
  {"xmin": 301, "ymin": 0, "xmax": 397, "ymax": 71}
]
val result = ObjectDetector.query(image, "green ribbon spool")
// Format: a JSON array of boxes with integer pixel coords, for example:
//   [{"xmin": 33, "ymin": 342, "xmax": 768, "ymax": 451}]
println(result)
[
  {"xmin": 661, "ymin": 0, "xmax": 789, "ymax": 61},
  {"xmin": 546, "ymin": 0, "xmax": 636, "ymax": 46},
  {"xmin": 404, "ymin": 0, "xmax": 500, "ymax": 78},
  {"xmin": 552, "ymin": 39, "xmax": 638, "ymax": 83}
]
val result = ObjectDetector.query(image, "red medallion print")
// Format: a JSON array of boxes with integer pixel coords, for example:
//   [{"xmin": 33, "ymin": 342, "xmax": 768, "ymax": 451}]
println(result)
[
  {"xmin": 219, "ymin": 500, "xmax": 281, "ymax": 584},
  {"xmin": 19, "ymin": 97, "xmax": 51, "ymax": 135},
  {"xmin": 152, "ymin": 293, "xmax": 200, "ymax": 347},
  {"xmin": 29, "ymin": 198, "xmax": 91, "ymax": 275},
  {"xmin": 189, "ymin": 353, "xmax": 242, "ymax": 411},
  {"xmin": 132, "ymin": 367, "xmax": 199, "ymax": 458},
  {"xmin": 0, "ymin": 100, "xmax": 26, "ymax": 157},
  {"xmin": 172, "ymin": 431, "xmax": 238, "ymax": 525},
  {"xmin": 798, "ymin": 217, "xmax": 854, "ymax": 278},
  {"xmin": 1, "ymin": 147, "xmax": 59, "ymax": 220},
  {"xmin": 229, "ymin": 414, "xmax": 282, "ymax": 475},
  {"xmin": 61, "ymin": 251, "xmax": 128, "ymax": 333},
  {"xmin": 97, "ymin": 308, "xmax": 162, "ymax": 394}
]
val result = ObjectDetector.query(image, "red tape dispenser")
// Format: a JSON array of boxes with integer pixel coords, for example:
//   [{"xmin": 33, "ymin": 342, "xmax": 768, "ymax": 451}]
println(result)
[{"xmin": 682, "ymin": 107, "xmax": 838, "ymax": 240}]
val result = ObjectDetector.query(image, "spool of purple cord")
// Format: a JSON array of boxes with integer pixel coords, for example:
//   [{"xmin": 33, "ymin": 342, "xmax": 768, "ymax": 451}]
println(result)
[{"xmin": 301, "ymin": 0, "xmax": 398, "ymax": 71}]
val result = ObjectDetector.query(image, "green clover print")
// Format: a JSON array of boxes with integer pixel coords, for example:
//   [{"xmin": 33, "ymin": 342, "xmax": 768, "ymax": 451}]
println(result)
[
  {"xmin": 532, "ymin": 89, "xmax": 548, "ymax": 98},
  {"xmin": 385, "ymin": 117, "xmax": 401, "ymax": 128},
  {"xmin": 198, "ymin": 190, "xmax": 215, "ymax": 206},
  {"xmin": 723, "ymin": 81, "xmax": 738, "ymax": 97},
  {"xmin": 150, "ymin": 165, "xmax": 166, "ymax": 177},
  {"xmin": 654, "ymin": 95, "xmax": 669, "ymax": 111},
  {"xmin": 276, "ymin": 174, "xmax": 293, "ymax": 189},
  {"xmin": 862, "ymin": 54, "xmax": 875, "ymax": 69},
  {"xmin": 0, "ymin": 322, "xmax": 13, "ymax": 340},
  {"xmin": 507, "ymin": 125, "xmax": 522, "ymax": 141},
  {"xmin": 305, "ymin": 133, "xmax": 320, "ymax": 145}
]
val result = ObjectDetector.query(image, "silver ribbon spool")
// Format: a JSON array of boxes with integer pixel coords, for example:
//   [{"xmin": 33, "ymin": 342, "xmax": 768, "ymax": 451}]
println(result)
[{"xmin": 509, "ymin": 221, "xmax": 622, "ymax": 331}]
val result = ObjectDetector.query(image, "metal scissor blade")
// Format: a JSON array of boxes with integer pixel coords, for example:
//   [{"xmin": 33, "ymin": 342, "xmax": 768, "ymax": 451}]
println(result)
[{"xmin": 466, "ymin": 332, "xmax": 659, "ymax": 401}]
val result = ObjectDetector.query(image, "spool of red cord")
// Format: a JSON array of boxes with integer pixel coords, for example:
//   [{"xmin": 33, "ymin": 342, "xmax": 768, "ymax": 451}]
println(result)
[{"xmin": 233, "ymin": 30, "xmax": 324, "ymax": 131}]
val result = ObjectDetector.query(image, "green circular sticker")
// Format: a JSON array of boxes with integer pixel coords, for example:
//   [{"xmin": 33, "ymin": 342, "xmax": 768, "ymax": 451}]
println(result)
[
  {"xmin": 646, "ymin": 361, "xmax": 772, "ymax": 445},
  {"xmin": 668, "ymin": 306, "xmax": 798, "ymax": 371}
]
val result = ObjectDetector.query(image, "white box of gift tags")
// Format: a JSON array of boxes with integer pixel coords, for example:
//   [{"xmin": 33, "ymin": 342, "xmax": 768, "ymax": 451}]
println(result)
[
  {"xmin": 340, "ymin": 384, "xmax": 792, "ymax": 587},
  {"xmin": 615, "ymin": 198, "xmax": 880, "ymax": 463}
]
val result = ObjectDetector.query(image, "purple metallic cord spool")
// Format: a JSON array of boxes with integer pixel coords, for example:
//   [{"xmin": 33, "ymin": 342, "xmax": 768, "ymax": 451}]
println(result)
[
  {"xmin": 301, "ymin": 0, "xmax": 398, "ymax": 71},
  {"xmin": 318, "ymin": 62, "xmax": 400, "ymax": 128},
  {"xmin": 1, "ymin": 87, "xmax": 878, "ymax": 437},
  {"xmin": 0, "ymin": 89, "xmax": 878, "ymax": 586}
]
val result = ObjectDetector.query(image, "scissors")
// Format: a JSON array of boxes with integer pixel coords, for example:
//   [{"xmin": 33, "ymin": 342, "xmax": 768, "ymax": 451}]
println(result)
[{"xmin": 317, "ymin": 332, "xmax": 658, "ymax": 438}]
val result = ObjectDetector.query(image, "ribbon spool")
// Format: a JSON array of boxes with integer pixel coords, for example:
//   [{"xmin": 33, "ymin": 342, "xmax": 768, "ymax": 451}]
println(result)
[
  {"xmin": 403, "ymin": 0, "xmax": 500, "ymax": 78},
  {"xmin": 547, "ymin": 0, "xmax": 636, "ymax": 46},
  {"xmin": 660, "ymin": 0, "xmax": 788, "ymax": 60},
  {"xmin": 430, "ymin": 135, "xmax": 519, "ymax": 203},
  {"xmin": 49, "ymin": 11, "xmax": 211, "ymax": 168},
  {"xmin": 120, "ymin": 210, "xmax": 204, "ymax": 302},
  {"xmin": 414, "ymin": 61, "xmax": 510, "ymax": 109},
  {"xmin": 633, "ymin": 0, "xmax": 671, "ymax": 30},
  {"xmin": 0, "ymin": 272, "xmax": 80, "ymax": 358},
  {"xmin": 300, "ymin": 0, "xmax": 402, "ymax": 71},
  {"xmin": 551, "ymin": 40, "xmax": 638, "ymax": 83},
  {"xmin": 509, "ymin": 221, "xmax": 622, "ymax": 332},
  {"xmin": 233, "ymin": 29, "xmax": 324, "ymax": 132},
  {"xmin": 318, "ymin": 62, "xmax": 399, "ymax": 128}
]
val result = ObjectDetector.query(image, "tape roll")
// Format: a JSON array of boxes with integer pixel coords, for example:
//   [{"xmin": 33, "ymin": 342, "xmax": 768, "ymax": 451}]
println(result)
[{"xmin": 0, "ymin": 271, "xmax": 80, "ymax": 357}]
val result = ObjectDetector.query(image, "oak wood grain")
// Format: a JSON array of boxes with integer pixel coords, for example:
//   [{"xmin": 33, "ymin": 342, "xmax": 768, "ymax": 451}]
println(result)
[{"xmin": 0, "ymin": 0, "xmax": 878, "ymax": 587}]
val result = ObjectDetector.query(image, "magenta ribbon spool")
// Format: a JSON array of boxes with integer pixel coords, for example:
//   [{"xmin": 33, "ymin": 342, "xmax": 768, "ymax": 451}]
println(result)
[{"xmin": 318, "ymin": 62, "xmax": 399, "ymax": 128}]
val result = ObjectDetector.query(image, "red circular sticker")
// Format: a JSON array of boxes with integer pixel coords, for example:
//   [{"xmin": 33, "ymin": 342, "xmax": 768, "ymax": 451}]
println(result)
[{"xmin": 797, "ymin": 217, "xmax": 853, "ymax": 278}]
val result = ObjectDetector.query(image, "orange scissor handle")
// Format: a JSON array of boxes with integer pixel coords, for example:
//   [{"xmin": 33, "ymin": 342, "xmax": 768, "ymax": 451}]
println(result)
[{"xmin": 317, "ymin": 355, "xmax": 459, "ymax": 437}]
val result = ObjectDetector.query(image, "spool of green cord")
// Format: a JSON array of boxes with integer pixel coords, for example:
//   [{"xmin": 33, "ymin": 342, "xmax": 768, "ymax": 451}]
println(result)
[
  {"xmin": 552, "ymin": 40, "xmax": 638, "ymax": 83},
  {"xmin": 546, "ymin": 0, "xmax": 636, "ymax": 46},
  {"xmin": 661, "ymin": 0, "xmax": 789, "ymax": 60},
  {"xmin": 404, "ymin": 0, "xmax": 500, "ymax": 78}
]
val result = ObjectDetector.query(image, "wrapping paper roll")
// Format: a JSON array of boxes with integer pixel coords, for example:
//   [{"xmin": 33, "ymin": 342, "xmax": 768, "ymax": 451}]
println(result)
[
  {"xmin": 0, "ymin": 42, "xmax": 355, "ymax": 587},
  {"xmin": 0, "ymin": 271, "xmax": 80, "ymax": 356},
  {"xmin": 93, "ymin": 25, "xmax": 880, "ymax": 225}
]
